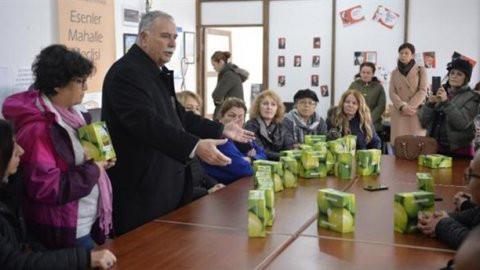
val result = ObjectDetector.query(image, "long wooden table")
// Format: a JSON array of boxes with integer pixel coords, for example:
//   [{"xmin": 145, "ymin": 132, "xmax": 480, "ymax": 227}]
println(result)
[{"xmin": 98, "ymin": 155, "xmax": 469, "ymax": 269}]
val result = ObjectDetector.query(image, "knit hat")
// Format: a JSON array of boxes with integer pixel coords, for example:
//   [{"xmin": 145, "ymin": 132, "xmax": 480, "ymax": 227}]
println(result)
[
  {"xmin": 447, "ymin": 59, "xmax": 473, "ymax": 83},
  {"xmin": 294, "ymin": 89, "xmax": 319, "ymax": 102}
]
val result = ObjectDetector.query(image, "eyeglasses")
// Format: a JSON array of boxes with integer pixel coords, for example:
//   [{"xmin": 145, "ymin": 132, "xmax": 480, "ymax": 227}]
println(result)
[
  {"xmin": 464, "ymin": 167, "xmax": 480, "ymax": 184},
  {"xmin": 297, "ymin": 100, "xmax": 317, "ymax": 106},
  {"xmin": 73, "ymin": 78, "xmax": 87, "ymax": 88}
]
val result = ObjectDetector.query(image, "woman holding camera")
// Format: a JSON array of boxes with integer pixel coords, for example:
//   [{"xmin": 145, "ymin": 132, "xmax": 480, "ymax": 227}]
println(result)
[{"xmin": 418, "ymin": 59, "xmax": 480, "ymax": 157}]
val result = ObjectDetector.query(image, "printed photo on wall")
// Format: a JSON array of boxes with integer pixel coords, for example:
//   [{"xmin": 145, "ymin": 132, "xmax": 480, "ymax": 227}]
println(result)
[
  {"xmin": 250, "ymin": 83, "xmax": 262, "ymax": 105},
  {"xmin": 339, "ymin": 5, "xmax": 365, "ymax": 27},
  {"xmin": 423, "ymin": 52, "xmax": 436, "ymax": 69},
  {"xmin": 312, "ymin": 55, "xmax": 320, "ymax": 67},
  {"xmin": 313, "ymin": 37, "xmax": 321, "ymax": 49},
  {"xmin": 278, "ymin": 56, "xmax": 285, "ymax": 67},
  {"xmin": 311, "ymin": 75, "xmax": 319, "ymax": 87},
  {"xmin": 354, "ymin": 51, "xmax": 377, "ymax": 65},
  {"xmin": 372, "ymin": 5, "xmax": 400, "ymax": 29},
  {"xmin": 294, "ymin": 55, "xmax": 302, "ymax": 67},
  {"xmin": 376, "ymin": 66, "xmax": 390, "ymax": 84},
  {"xmin": 320, "ymin": 85, "xmax": 329, "ymax": 97},
  {"xmin": 452, "ymin": 51, "xmax": 477, "ymax": 67},
  {"xmin": 278, "ymin": 38, "xmax": 286, "ymax": 49},
  {"xmin": 278, "ymin": 75, "xmax": 286, "ymax": 87}
]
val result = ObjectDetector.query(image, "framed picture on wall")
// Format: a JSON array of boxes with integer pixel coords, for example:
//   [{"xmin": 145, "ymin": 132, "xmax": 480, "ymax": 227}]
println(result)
[
  {"xmin": 278, "ymin": 56, "xmax": 285, "ymax": 67},
  {"xmin": 312, "ymin": 55, "xmax": 320, "ymax": 67},
  {"xmin": 423, "ymin": 52, "xmax": 436, "ymax": 68},
  {"xmin": 123, "ymin": 34, "xmax": 137, "ymax": 55},
  {"xmin": 294, "ymin": 56, "xmax": 302, "ymax": 67},
  {"xmin": 321, "ymin": 85, "xmax": 329, "ymax": 97},
  {"xmin": 311, "ymin": 75, "xmax": 319, "ymax": 87},
  {"xmin": 122, "ymin": 7, "xmax": 140, "ymax": 26},
  {"xmin": 278, "ymin": 75, "xmax": 286, "ymax": 87},
  {"xmin": 313, "ymin": 37, "xmax": 321, "ymax": 49},
  {"xmin": 278, "ymin": 38, "xmax": 286, "ymax": 49}
]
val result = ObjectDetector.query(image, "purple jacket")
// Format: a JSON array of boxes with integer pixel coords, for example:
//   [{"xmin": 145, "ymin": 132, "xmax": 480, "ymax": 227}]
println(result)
[{"xmin": 2, "ymin": 90, "xmax": 104, "ymax": 249}]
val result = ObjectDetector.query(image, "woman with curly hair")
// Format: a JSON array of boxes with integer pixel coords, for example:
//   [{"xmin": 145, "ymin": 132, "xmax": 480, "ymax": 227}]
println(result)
[
  {"xmin": 327, "ymin": 89, "xmax": 381, "ymax": 149},
  {"xmin": 245, "ymin": 90, "xmax": 293, "ymax": 160},
  {"xmin": 0, "ymin": 119, "xmax": 116, "ymax": 269},
  {"xmin": 2, "ymin": 44, "xmax": 115, "ymax": 251}
]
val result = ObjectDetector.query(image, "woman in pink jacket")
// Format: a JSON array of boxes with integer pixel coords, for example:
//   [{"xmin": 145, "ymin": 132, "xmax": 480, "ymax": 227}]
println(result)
[
  {"xmin": 389, "ymin": 43, "xmax": 428, "ymax": 143},
  {"xmin": 2, "ymin": 44, "xmax": 115, "ymax": 251}
]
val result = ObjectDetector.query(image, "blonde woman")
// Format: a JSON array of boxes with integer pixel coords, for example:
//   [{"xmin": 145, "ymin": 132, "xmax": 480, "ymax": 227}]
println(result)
[
  {"xmin": 245, "ymin": 90, "xmax": 294, "ymax": 160},
  {"xmin": 176, "ymin": 90, "xmax": 202, "ymax": 115},
  {"xmin": 327, "ymin": 89, "xmax": 381, "ymax": 149}
]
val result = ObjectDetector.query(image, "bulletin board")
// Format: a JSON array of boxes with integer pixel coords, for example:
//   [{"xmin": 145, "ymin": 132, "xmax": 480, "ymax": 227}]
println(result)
[{"xmin": 269, "ymin": 0, "xmax": 333, "ymax": 118}]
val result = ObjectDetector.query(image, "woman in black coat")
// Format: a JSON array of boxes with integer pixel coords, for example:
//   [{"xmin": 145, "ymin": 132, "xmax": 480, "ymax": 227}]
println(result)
[{"xmin": 0, "ymin": 120, "xmax": 116, "ymax": 269}]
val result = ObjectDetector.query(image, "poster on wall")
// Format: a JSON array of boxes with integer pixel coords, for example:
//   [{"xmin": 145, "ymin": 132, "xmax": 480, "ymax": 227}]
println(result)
[
  {"xmin": 452, "ymin": 51, "xmax": 477, "ymax": 67},
  {"xmin": 422, "ymin": 52, "xmax": 436, "ymax": 69},
  {"xmin": 339, "ymin": 5, "xmax": 365, "ymax": 27},
  {"xmin": 278, "ymin": 38, "xmax": 286, "ymax": 49},
  {"xmin": 354, "ymin": 51, "xmax": 377, "ymax": 65},
  {"xmin": 376, "ymin": 66, "xmax": 390, "ymax": 84},
  {"xmin": 278, "ymin": 76, "xmax": 286, "ymax": 87},
  {"xmin": 311, "ymin": 75, "xmax": 319, "ymax": 87},
  {"xmin": 58, "ymin": 0, "xmax": 116, "ymax": 93},
  {"xmin": 278, "ymin": 56, "xmax": 285, "ymax": 67},
  {"xmin": 313, "ymin": 37, "xmax": 321, "ymax": 49},
  {"xmin": 294, "ymin": 56, "xmax": 302, "ymax": 67},
  {"xmin": 312, "ymin": 55, "xmax": 320, "ymax": 67},
  {"xmin": 320, "ymin": 85, "xmax": 329, "ymax": 97},
  {"xmin": 372, "ymin": 5, "xmax": 400, "ymax": 29}
]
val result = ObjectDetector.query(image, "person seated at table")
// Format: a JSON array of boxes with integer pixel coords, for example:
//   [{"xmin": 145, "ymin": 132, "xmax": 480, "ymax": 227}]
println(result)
[
  {"xmin": 326, "ymin": 89, "xmax": 381, "ymax": 149},
  {"xmin": 418, "ymin": 59, "xmax": 479, "ymax": 158},
  {"xmin": 454, "ymin": 225, "xmax": 480, "ymax": 270},
  {"xmin": 245, "ymin": 90, "xmax": 294, "ymax": 160},
  {"xmin": 176, "ymin": 90, "xmax": 225, "ymax": 199},
  {"xmin": 2, "ymin": 44, "xmax": 115, "ymax": 250},
  {"xmin": 203, "ymin": 98, "xmax": 257, "ymax": 184},
  {"xmin": 283, "ymin": 88, "xmax": 327, "ymax": 148},
  {"xmin": 418, "ymin": 150, "xmax": 480, "ymax": 249},
  {"xmin": 0, "ymin": 119, "xmax": 117, "ymax": 269},
  {"xmin": 348, "ymin": 62, "xmax": 386, "ymax": 135},
  {"xmin": 454, "ymin": 191, "xmax": 476, "ymax": 212}
]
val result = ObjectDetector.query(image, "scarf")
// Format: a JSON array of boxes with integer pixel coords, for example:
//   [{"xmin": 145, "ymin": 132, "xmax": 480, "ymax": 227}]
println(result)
[
  {"xmin": 285, "ymin": 109, "xmax": 321, "ymax": 143},
  {"xmin": 50, "ymin": 101, "xmax": 113, "ymax": 237},
  {"xmin": 257, "ymin": 116, "xmax": 277, "ymax": 144},
  {"xmin": 397, "ymin": 59, "xmax": 415, "ymax": 76}
]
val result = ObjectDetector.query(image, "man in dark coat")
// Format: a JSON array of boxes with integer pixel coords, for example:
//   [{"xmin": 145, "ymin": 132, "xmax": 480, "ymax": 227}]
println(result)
[
  {"xmin": 418, "ymin": 150, "xmax": 480, "ymax": 249},
  {"xmin": 102, "ymin": 11, "xmax": 253, "ymax": 235}
]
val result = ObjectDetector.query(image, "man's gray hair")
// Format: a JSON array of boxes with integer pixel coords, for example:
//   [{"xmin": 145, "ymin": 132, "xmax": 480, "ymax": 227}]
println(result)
[{"xmin": 138, "ymin": 11, "xmax": 174, "ymax": 35}]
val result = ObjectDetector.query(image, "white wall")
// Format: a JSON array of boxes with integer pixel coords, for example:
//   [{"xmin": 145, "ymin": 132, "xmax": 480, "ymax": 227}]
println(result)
[
  {"xmin": 269, "ymin": 0, "xmax": 333, "ymax": 117},
  {"xmin": 0, "ymin": 0, "xmax": 57, "ymax": 113},
  {"xmin": 408, "ymin": 0, "xmax": 480, "ymax": 87},
  {"xmin": 202, "ymin": 1, "xmax": 262, "ymax": 25},
  {"xmin": 334, "ymin": 0, "xmax": 405, "ymax": 105}
]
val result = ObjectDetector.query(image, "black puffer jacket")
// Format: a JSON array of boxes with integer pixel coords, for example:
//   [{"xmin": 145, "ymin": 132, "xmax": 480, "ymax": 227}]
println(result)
[{"xmin": 0, "ymin": 173, "xmax": 90, "ymax": 270}]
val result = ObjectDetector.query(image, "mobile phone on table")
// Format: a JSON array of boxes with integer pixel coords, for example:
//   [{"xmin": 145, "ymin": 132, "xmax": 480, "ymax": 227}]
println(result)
[
  {"xmin": 363, "ymin": 184, "xmax": 388, "ymax": 191},
  {"xmin": 431, "ymin": 76, "xmax": 441, "ymax": 95}
]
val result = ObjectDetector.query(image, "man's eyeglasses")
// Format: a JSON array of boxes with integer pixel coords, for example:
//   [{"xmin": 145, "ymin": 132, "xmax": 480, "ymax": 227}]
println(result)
[
  {"xmin": 297, "ymin": 100, "xmax": 316, "ymax": 106},
  {"xmin": 464, "ymin": 167, "xmax": 480, "ymax": 184},
  {"xmin": 73, "ymin": 78, "xmax": 87, "ymax": 88}
]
